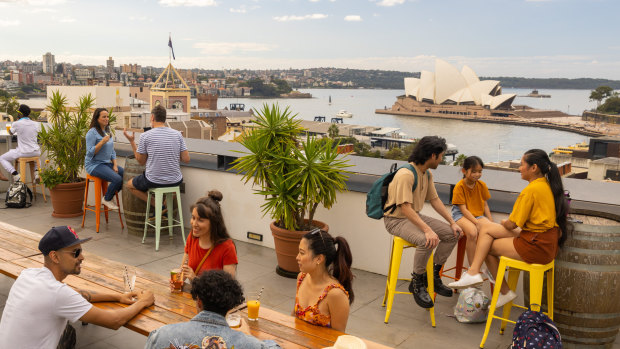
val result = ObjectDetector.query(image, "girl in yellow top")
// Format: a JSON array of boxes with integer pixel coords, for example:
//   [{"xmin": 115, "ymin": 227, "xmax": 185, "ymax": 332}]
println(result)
[
  {"xmin": 452, "ymin": 156, "xmax": 494, "ymax": 265},
  {"xmin": 449, "ymin": 149, "xmax": 571, "ymax": 307}
]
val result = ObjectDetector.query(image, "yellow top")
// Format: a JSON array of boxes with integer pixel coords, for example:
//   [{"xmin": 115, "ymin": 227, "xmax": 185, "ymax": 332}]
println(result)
[
  {"xmin": 509, "ymin": 177, "xmax": 557, "ymax": 232},
  {"xmin": 451, "ymin": 179, "xmax": 491, "ymax": 217},
  {"xmin": 384, "ymin": 163, "xmax": 437, "ymax": 218}
]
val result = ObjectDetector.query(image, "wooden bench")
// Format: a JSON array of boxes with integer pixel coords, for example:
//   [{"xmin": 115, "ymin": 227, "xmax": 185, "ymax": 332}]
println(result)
[{"xmin": 0, "ymin": 222, "xmax": 391, "ymax": 348}]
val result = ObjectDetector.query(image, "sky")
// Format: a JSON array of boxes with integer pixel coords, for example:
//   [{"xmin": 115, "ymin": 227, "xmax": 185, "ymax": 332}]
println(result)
[{"xmin": 1, "ymin": 0, "xmax": 619, "ymax": 79}]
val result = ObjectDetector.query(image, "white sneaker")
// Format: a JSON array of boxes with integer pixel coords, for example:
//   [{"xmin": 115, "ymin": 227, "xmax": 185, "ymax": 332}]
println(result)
[
  {"xmin": 482, "ymin": 267, "xmax": 495, "ymax": 284},
  {"xmin": 12, "ymin": 173, "xmax": 21, "ymax": 182},
  {"xmin": 447, "ymin": 272, "xmax": 484, "ymax": 289},
  {"xmin": 102, "ymin": 199, "xmax": 119, "ymax": 210},
  {"xmin": 496, "ymin": 290, "xmax": 517, "ymax": 308}
]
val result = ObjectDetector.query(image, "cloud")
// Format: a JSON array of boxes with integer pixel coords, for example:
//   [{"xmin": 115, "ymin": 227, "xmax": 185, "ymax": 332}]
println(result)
[
  {"xmin": 26, "ymin": 0, "xmax": 66, "ymax": 5},
  {"xmin": 58, "ymin": 16, "xmax": 75, "ymax": 23},
  {"xmin": 308, "ymin": 0, "xmax": 320, "ymax": 2},
  {"xmin": 344, "ymin": 15, "xmax": 361, "ymax": 21},
  {"xmin": 525, "ymin": 0, "xmax": 551, "ymax": 2},
  {"xmin": 230, "ymin": 5, "xmax": 246, "ymax": 13},
  {"xmin": 0, "ymin": 19, "xmax": 20, "ymax": 26},
  {"xmin": 273, "ymin": 13, "xmax": 328, "ymax": 22},
  {"xmin": 159, "ymin": 0, "xmax": 217, "ymax": 7},
  {"xmin": 193, "ymin": 42, "xmax": 276, "ymax": 55},
  {"xmin": 377, "ymin": 0, "xmax": 404, "ymax": 6},
  {"xmin": 128, "ymin": 15, "xmax": 150, "ymax": 21},
  {"xmin": 31, "ymin": 7, "xmax": 56, "ymax": 12}
]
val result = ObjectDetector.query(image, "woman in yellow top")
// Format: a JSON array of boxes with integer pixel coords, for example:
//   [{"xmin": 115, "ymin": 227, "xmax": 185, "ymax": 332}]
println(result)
[{"xmin": 449, "ymin": 149, "xmax": 571, "ymax": 307}]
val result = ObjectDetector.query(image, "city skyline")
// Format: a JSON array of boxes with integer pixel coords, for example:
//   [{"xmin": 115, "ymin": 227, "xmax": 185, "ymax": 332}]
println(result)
[{"xmin": 1, "ymin": 0, "xmax": 619, "ymax": 79}]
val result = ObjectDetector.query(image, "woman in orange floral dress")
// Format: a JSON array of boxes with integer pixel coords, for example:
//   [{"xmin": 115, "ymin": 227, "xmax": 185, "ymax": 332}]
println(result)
[{"xmin": 294, "ymin": 229, "xmax": 354, "ymax": 332}]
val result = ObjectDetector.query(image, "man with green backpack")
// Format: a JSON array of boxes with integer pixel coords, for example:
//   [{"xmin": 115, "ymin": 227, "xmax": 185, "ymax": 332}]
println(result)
[{"xmin": 382, "ymin": 136, "xmax": 462, "ymax": 309}]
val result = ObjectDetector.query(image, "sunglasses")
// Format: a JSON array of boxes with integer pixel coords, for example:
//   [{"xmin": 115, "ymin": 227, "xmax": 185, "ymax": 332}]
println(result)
[
  {"xmin": 309, "ymin": 228, "xmax": 327, "ymax": 247},
  {"xmin": 59, "ymin": 248, "xmax": 82, "ymax": 258}
]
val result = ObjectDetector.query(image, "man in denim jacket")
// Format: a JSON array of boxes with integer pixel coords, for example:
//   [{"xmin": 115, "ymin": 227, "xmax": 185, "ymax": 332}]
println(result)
[{"xmin": 145, "ymin": 270, "xmax": 279, "ymax": 349}]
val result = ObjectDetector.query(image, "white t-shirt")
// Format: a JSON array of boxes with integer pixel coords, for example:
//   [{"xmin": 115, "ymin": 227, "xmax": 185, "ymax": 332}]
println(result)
[
  {"xmin": 0, "ymin": 267, "xmax": 93, "ymax": 348},
  {"xmin": 11, "ymin": 118, "xmax": 42, "ymax": 154}
]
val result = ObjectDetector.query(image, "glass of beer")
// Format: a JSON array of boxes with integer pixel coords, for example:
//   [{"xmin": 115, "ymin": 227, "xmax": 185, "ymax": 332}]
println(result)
[
  {"xmin": 247, "ymin": 293, "xmax": 260, "ymax": 321},
  {"xmin": 226, "ymin": 312, "xmax": 241, "ymax": 328},
  {"xmin": 5, "ymin": 123, "xmax": 10, "ymax": 133},
  {"xmin": 170, "ymin": 268, "xmax": 183, "ymax": 293}
]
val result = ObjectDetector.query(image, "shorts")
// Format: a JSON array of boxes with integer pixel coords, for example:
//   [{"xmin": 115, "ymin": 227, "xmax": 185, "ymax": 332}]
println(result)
[
  {"xmin": 451, "ymin": 205, "xmax": 484, "ymax": 222},
  {"xmin": 513, "ymin": 227, "xmax": 560, "ymax": 265},
  {"xmin": 131, "ymin": 172, "xmax": 183, "ymax": 192}
]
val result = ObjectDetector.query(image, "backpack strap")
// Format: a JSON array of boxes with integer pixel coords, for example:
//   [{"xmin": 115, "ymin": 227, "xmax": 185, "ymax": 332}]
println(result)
[{"xmin": 385, "ymin": 164, "xmax": 421, "ymax": 215}]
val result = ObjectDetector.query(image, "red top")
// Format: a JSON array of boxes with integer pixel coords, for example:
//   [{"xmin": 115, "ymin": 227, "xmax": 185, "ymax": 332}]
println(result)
[{"xmin": 184, "ymin": 234, "xmax": 238, "ymax": 275}]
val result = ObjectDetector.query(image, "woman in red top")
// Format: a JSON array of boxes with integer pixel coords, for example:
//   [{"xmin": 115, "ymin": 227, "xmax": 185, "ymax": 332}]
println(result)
[{"xmin": 180, "ymin": 190, "xmax": 238, "ymax": 283}]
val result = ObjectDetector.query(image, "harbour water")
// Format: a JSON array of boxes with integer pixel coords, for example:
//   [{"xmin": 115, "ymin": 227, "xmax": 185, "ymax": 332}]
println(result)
[{"xmin": 207, "ymin": 88, "xmax": 595, "ymax": 163}]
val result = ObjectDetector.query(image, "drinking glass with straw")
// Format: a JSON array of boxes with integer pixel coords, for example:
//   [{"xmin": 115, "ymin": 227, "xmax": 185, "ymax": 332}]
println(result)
[{"xmin": 247, "ymin": 287, "xmax": 263, "ymax": 321}]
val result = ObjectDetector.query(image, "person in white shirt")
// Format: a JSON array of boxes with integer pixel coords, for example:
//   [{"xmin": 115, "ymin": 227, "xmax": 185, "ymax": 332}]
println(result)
[
  {"xmin": 0, "ymin": 104, "xmax": 42, "ymax": 182},
  {"xmin": 0, "ymin": 226, "xmax": 155, "ymax": 348}
]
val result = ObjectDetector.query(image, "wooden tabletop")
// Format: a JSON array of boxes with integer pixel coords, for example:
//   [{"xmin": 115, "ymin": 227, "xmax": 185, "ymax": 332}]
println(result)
[{"xmin": 0, "ymin": 222, "xmax": 391, "ymax": 349}]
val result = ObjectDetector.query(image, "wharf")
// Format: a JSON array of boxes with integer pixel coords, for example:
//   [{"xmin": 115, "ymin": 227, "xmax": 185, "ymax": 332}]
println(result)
[{"xmin": 375, "ymin": 109, "xmax": 605, "ymax": 137}]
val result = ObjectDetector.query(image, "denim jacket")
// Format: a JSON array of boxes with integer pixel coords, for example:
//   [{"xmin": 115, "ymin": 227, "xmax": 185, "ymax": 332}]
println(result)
[{"xmin": 144, "ymin": 310, "xmax": 280, "ymax": 349}]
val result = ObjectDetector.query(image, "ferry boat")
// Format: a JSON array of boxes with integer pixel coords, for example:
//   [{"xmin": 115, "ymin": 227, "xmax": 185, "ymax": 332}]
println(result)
[
  {"xmin": 552, "ymin": 141, "xmax": 589, "ymax": 154},
  {"xmin": 335, "ymin": 110, "xmax": 353, "ymax": 118}
]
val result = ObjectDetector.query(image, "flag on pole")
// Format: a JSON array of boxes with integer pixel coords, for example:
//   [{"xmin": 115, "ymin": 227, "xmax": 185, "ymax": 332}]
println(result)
[{"xmin": 168, "ymin": 35, "xmax": 175, "ymax": 60}]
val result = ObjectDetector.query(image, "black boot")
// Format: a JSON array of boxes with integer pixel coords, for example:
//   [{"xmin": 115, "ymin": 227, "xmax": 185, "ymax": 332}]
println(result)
[
  {"xmin": 433, "ymin": 264, "xmax": 453, "ymax": 297},
  {"xmin": 408, "ymin": 273, "xmax": 434, "ymax": 308}
]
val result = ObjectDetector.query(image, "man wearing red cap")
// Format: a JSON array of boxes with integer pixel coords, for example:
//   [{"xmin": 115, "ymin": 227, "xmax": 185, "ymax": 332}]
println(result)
[{"xmin": 0, "ymin": 226, "xmax": 155, "ymax": 348}]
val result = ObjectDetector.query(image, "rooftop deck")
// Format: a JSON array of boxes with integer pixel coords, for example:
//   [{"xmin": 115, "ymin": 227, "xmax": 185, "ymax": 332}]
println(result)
[{"xmin": 0, "ymin": 196, "xmax": 515, "ymax": 349}]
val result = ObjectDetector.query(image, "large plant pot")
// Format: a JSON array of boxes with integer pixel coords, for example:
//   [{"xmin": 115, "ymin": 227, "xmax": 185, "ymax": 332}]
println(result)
[
  {"xmin": 270, "ymin": 220, "xmax": 329, "ymax": 278},
  {"xmin": 49, "ymin": 181, "xmax": 86, "ymax": 218}
]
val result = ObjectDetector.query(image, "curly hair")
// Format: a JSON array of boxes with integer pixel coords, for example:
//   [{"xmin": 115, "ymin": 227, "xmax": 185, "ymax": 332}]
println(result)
[
  {"xmin": 408, "ymin": 136, "xmax": 447, "ymax": 165},
  {"xmin": 190, "ymin": 270, "xmax": 245, "ymax": 316}
]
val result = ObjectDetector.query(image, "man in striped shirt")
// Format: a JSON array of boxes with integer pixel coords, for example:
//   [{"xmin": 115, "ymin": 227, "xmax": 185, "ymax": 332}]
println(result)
[{"xmin": 123, "ymin": 105, "xmax": 190, "ymax": 203}]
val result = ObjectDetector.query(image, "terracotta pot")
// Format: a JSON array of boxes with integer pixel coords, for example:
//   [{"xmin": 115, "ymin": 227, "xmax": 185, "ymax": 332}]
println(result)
[
  {"xmin": 49, "ymin": 181, "xmax": 86, "ymax": 218},
  {"xmin": 270, "ymin": 220, "xmax": 329, "ymax": 278}
]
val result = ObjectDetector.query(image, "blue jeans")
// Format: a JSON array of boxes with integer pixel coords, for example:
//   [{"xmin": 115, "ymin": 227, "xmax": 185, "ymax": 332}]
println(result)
[{"xmin": 89, "ymin": 163, "xmax": 124, "ymax": 201}]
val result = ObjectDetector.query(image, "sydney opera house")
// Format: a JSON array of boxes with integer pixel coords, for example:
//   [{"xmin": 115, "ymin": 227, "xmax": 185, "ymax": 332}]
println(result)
[{"xmin": 386, "ymin": 59, "xmax": 517, "ymax": 118}]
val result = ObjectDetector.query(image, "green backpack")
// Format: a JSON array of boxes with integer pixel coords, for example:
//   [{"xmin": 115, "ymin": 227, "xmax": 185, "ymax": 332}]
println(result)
[{"xmin": 366, "ymin": 163, "xmax": 426, "ymax": 219}]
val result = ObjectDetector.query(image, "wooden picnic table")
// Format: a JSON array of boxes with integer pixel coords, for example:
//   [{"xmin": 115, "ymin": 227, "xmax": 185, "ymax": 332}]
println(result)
[{"xmin": 0, "ymin": 222, "xmax": 391, "ymax": 349}]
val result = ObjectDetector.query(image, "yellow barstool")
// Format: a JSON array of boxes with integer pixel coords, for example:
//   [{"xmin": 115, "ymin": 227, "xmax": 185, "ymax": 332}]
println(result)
[
  {"xmin": 479, "ymin": 256, "xmax": 555, "ymax": 348},
  {"xmin": 382, "ymin": 236, "xmax": 436, "ymax": 327},
  {"xmin": 17, "ymin": 156, "xmax": 46, "ymax": 202}
]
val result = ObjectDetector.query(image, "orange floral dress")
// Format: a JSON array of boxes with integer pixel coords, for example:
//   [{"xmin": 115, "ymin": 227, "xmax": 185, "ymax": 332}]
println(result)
[{"xmin": 294, "ymin": 273, "xmax": 349, "ymax": 328}]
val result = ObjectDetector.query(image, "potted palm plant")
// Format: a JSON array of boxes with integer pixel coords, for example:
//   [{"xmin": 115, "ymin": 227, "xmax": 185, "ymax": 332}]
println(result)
[
  {"xmin": 38, "ymin": 91, "xmax": 94, "ymax": 217},
  {"xmin": 232, "ymin": 103, "xmax": 351, "ymax": 277}
]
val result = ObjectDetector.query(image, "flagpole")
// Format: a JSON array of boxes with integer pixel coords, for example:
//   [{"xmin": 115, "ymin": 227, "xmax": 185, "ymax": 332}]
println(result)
[{"xmin": 169, "ymin": 32, "xmax": 171, "ymax": 65}]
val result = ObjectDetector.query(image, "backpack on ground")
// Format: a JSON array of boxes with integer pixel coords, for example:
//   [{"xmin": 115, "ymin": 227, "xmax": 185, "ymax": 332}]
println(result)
[
  {"xmin": 511, "ymin": 308, "xmax": 562, "ymax": 349},
  {"xmin": 454, "ymin": 287, "xmax": 489, "ymax": 323},
  {"xmin": 5, "ymin": 180, "xmax": 33, "ymax": 208},
  {"xmin": 366, "ymin": 163, "xmax": 426, "ymax": 219}
]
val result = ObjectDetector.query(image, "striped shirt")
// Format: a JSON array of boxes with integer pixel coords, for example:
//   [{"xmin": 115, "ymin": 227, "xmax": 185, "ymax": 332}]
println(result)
[{"xmin": 137, "ymin": 127, "xmax": 187, "ymax": 184}]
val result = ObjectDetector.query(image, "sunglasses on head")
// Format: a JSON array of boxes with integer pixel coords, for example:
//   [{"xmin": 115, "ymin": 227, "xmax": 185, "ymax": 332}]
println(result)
[
  {"xmin": 59, "ymin": 248, "xmax": 82, "ymax": 258},
  {"xmin": 309, "ymin": 228, "xmax": 326, "ymax": 247}
]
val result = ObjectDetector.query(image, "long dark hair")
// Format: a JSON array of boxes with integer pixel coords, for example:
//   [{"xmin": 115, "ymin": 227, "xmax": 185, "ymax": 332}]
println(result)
[
  {"xmin": 523, "ymin": 149, "xmax": 572, "ymax": 247},
  {"xmin": 303, "ymin": 229, "xmax": 354, "ymax": 304},
  {"xmin": 89, "ymin": 108, "xmax": 108, "ymax": 137},
  {"xmin": 190, "ymin": 190, "xmax": 231, "ymax": 245},
  {"xmin": 408, "ymin": 136, "xmax": 447, "ymax": 165},
  {"xmin": 462, "ymin": 155, "xmax": 484, "ymax": 178}
]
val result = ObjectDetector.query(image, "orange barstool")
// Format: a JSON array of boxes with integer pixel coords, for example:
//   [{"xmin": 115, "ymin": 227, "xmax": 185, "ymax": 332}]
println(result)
[
  {"xmin": 440, "ymin": 235, "xmax": 467, "ymax": 282},
  {"xmin": 81, "ymin": 173, "xmax": 123, "ymax": 233},
  {"xmin": 17, "ymin": 156, "xmax": 46, "ymax": 202}
]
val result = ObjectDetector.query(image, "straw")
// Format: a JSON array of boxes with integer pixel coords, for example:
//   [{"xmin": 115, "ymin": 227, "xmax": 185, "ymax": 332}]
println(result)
[{"xmin": 257, "ymin": 287, "xmax": 264, "ymax": 302}]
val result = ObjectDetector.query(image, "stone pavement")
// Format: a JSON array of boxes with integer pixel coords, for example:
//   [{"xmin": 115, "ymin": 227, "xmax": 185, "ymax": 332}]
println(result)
[{"xmin": 0, "ymin": 196, "xmax": 604, "ymax": 348}]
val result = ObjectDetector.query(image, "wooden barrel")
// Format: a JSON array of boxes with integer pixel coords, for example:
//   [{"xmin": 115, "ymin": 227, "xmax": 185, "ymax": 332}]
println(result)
[
  {"xmin": 553, "ymin": 210, "xmax": 620, "ymax": 348},
  {"xmin": 122, "ymin": 157, "xmax": 152, "ymax": 236}
]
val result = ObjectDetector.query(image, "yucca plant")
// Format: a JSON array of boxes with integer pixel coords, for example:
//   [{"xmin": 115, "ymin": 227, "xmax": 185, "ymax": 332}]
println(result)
[
  {"xmin": 38, "ymin": 91, "xmax": 94, "ymax": 187},
  {"xmin": 232, "ymin": 103, "xmax": 351, "ymax": 231}
]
